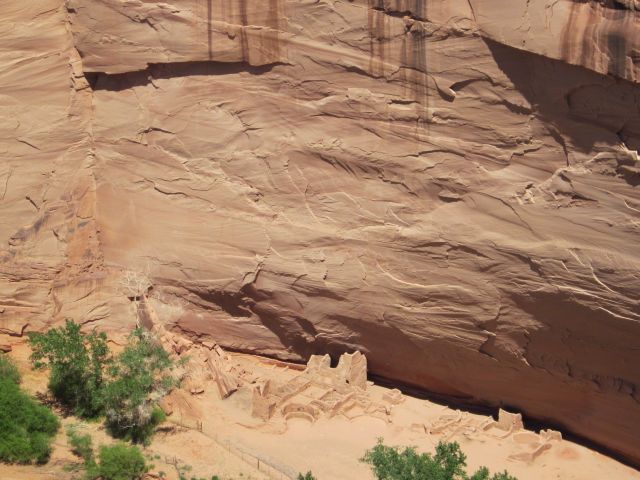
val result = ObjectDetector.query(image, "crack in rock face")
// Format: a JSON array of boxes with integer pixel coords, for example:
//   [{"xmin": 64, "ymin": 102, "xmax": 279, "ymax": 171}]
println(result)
[{"xmin": 1, "ymin": 0, "xmax": 640, "ymax": 468}]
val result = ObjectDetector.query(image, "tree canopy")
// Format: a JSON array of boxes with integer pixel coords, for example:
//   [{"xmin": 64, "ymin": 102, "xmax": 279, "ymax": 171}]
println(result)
[{"xmin": 362, "ymin": 440, "xmax": 517, "ymax": 480}]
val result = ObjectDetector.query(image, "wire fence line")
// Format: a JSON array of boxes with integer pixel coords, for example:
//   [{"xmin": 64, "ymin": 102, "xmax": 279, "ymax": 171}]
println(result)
[{"xmin": 169, "ymin": 416, "xmax": 298, "ymax": 480}]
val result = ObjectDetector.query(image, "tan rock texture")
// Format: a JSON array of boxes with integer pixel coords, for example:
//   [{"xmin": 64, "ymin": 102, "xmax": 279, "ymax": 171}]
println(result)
[{"xmin": 1, "ymin": 0, "xmax": 640, "ymax": 466}]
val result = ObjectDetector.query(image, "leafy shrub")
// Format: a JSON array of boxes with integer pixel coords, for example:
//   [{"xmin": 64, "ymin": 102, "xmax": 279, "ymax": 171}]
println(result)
[
  {"xmin": 67, "ymin": 426, "xmax": 94, "ymax": 463},
  {"xmin": 362, "ymin": 440, "xmax": 517, "ymax": 480},
  {"xmin": 0, "ymin": 354, "xmax": 20, "ymax": 385},
  {"xmin": 297, "ymin": 472, "xmax": 317, "ymax": 480},
  {"xmin": 28, "ymin": 319, "xmax": 110, "ymax": 418},
  {"xmin": 101, "ymin": 328, "xmax": 175, "ymax": 444},
  {"xmin": 69, "ymin": 434, "xmax": 148, "ymax": 480},
  {"xmin": 89, "ymin": 443, "xmax": 148, "ymax": 480},
  {"xmin": 0, "ymin": 378, "xmax": 59, "ymax": 464}
]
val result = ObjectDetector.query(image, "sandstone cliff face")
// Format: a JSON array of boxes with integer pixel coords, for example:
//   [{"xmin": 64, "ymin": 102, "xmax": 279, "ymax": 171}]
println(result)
[
  {"xmin": 472, "ymin": 0, "xmax": 640, "ymax": 82},
  {"xmin": 1, "ymin": 0, "xmax": 639, "ymax": 466}
]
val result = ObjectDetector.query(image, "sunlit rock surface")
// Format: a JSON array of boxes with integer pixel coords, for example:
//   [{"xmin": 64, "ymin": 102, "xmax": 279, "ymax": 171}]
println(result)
[{"xmin": 1, "ymin": 0, "xmax": 639, "ymax": 465}]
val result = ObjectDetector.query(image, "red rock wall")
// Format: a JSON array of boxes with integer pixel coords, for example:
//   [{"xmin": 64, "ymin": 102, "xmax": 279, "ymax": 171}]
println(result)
[{"xmin": 1, "ymin": 0, "xmax": 639, "ymax": 465}]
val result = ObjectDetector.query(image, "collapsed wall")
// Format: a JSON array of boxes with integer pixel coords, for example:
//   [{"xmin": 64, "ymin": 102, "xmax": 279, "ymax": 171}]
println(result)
[{"xmin": 1, "ymin": 0, "xmax": 639, "ymax": 465}]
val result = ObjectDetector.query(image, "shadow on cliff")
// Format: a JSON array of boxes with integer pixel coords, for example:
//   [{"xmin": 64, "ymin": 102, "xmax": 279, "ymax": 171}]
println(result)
[
  {"xmin": 86, "ymin": 60, "xmax": 285, "ymax": 92},
  {"xmin": 484, "ymin": 38, "xmax": 640, "ymax": 154}
]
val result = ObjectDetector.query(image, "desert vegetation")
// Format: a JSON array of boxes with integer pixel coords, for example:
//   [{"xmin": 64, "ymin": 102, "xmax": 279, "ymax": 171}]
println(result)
[
  {"xmin": 0, "ymin": 354, "xmax": 59, "ymax": 464},
  {"xmin": 0, "ymin": 352, "xmax": 21, "ymax": 384},
  {"xmin": 28, "ymin": 320, "xmax": 178, "ymax": 444},
  {"xmin": 172, "ymin": 461, "xmax": 221, "ymax": 480},
  {"xmin": 67, "ymin": 427, "xmax": 148, "ymax": 480},
  {"xmin": 362, "ymin": 440, "xmax": 517, "ymax": 480},
  {"xmin": 28, "ymin": 319, "xmax": 109, "ymax": 418},
  {"xmin": 100, "ymin": 328, "xmax": 174, "ymax": 443},
  {"xmin": 297, "ymin": 472, "xmax": 317, "ymax": 480}
]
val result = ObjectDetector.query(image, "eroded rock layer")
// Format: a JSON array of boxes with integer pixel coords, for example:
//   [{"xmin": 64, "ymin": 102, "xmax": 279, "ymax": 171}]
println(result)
[{"xmin": 1, "ymin": 0, "xmax": 639, "ymax": 466}]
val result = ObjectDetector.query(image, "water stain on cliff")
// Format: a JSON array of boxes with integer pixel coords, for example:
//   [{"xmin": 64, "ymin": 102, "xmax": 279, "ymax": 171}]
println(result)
[
  {"xmin": 379, "ymin": 0, "xmax": 429, "ymax": 20},
  {"xmin": 561, "ymin": 1, "xmax": 637, "ymax": 79},
  {"xmin": 368, "ymin": 1, "xmax": 389, "ymax": 77},
  {"xmin": 605, "ymin": 7, "xmax": 636, "ymax": 78},
  {"xmin": 608, "ymin": 29, "xmax": 627, "ymax": 78},
  {"xmin": 368, "ymin": 1, "xmax": 430, "ymax": 132},
  {"xmin": 402, "ymin": 18, "xmax": 430, "ymax": 130},
  {"xmin": 410, "ymin": 0, "xmax": 428, "ymax": 20},
  {"xmin": 210, "ymin": 0, "xmax": 283, "ymax": 64},
  {"xmin": 239, "ymin": 0, "xmax": 249, "ymax": 61},
  {"xmin": 207, "ymin": 0, "xmax": 212, "ymax": 59},
  {"xmin": 561, "ymin": 2, "xmax": 597, "ymax": 72},
  {"xmin": 264, "ymin": 0, "xmax": 283, "ymax": 63},
  {"xmin": 236, "ymin": 0, "xmax": 283, "ymax": 65}
]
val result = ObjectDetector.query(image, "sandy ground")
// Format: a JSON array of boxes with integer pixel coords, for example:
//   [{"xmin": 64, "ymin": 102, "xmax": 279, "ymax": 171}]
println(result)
[
  {"xmin": 181, "ymin": 353, "xmax": 640, "ymax": 480},
  {"xmin": 2, "ymin": 343, "xmax": 640, "ymax": 480}
]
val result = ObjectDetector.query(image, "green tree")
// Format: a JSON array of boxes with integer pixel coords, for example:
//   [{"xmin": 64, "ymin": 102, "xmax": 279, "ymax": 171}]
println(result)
[
  {"xmin": 29, "ymin": 320, "xmax": 177, "ymax": 444},
  {"xmin": 101, "ymin": 328, "xmax": 175, "ymax": 443},
  {"xmin": 28, "ymin": 320, "xmax": 110, "ymax": 418},
  {"xmin": 0, "ymin": 377, "xmax": 59, "ymax": 464},
  {"xmin": 0, "ymin": 354, "xmax": 20, "ymax": 385},
  {"xmin": 433, "ymin": 441, "xmax": 467, "ymax": 479},
  {"xmin": 362, "ymin": 440, "xmax": 517, "ymax": 480}
]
